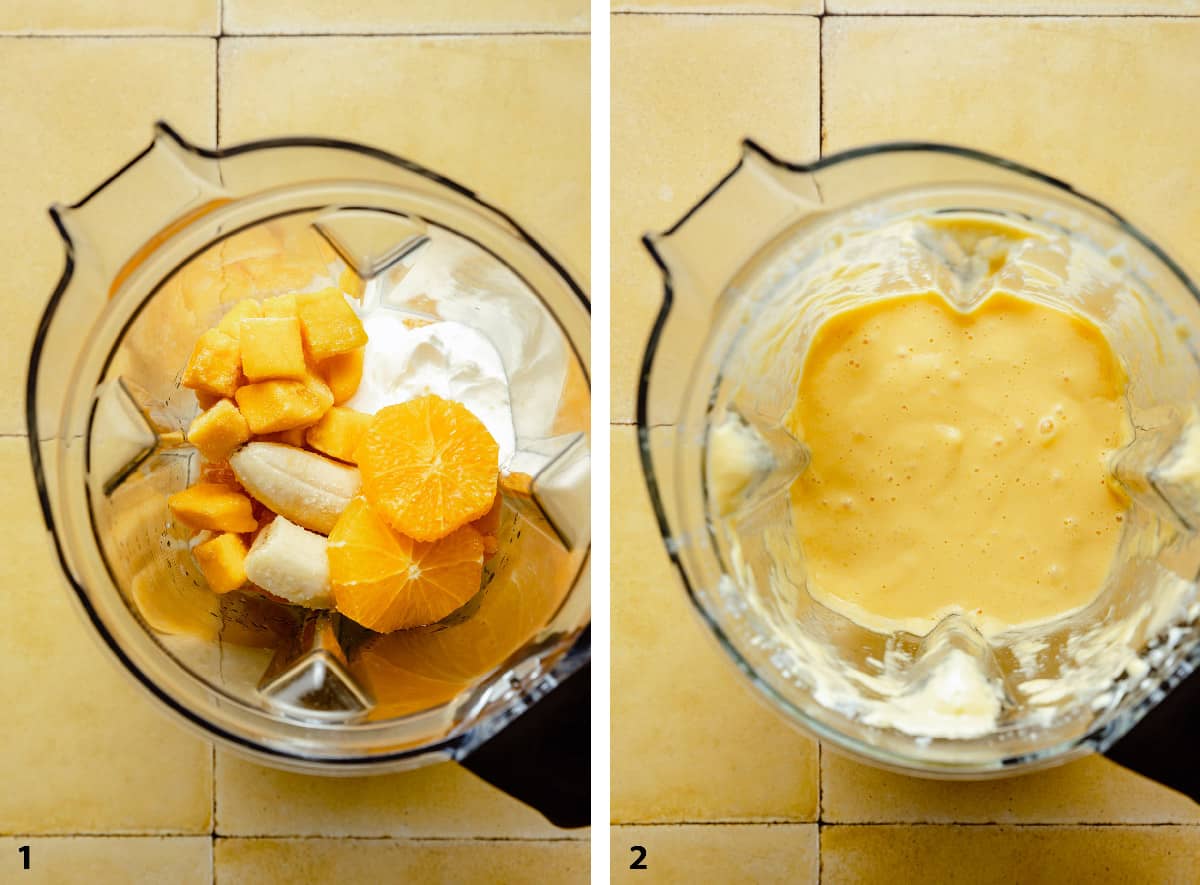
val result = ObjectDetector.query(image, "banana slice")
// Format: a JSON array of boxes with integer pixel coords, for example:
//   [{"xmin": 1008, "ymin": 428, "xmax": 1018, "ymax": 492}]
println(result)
[
  {"xmin": 230, "ymin": 442, "xmax": 360, "ymax": 534},
  {"xmin": 243, "ymin": 516, "xmax": 333, "ymax": 609}
]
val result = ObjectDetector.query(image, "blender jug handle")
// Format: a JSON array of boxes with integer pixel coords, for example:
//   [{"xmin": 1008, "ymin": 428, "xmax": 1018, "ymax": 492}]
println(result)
[
  {"xmin": 460, "ymin": 637, "xmax": 590, "ymax": 829},
  {"xmin": 1103, "ymin": 667, "xmax": 1200, "ymax": 803}
]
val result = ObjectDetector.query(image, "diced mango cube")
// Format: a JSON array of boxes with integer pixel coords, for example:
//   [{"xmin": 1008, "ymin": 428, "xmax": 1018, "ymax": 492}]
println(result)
[
  {"xmin": 320, "ymin": 347, "xmax": 364, "ymax": 405},
  {"xmin": 168, "ymin": 482, "xmax": 257, "ymax": 533},
  {"xmin": 187, "ymin": 399, "xmax": 251, "ymax": 462},
  {"xmin": 240, "ymin": 316, "xmax": 307, "ymax": 382},
  {"xmin": 193, "ymin": 532, "xmax": 249, "ymax": 594},
  {"xmin": 260, "ymin": 426, "xmax": 308, "ymax": 447},
  {"xmin": 199, "ymin": 461, "xmax": 238, "ymax": 486},
  {"xmin": 195, "ymin": 390, "xmax": 221, "ymax": 411},
  {"xmin": 261, "ymin": 293, "xmax": 298, "ymax": 318},
  {"xmin": 298, "ymin": 289, "xmax": 367, "ymax": 361},
  {"xmin": 305, "ymin": 406, "xmax": 371, "ymax": 463},
  {"xmin": 215, "ymin": 298, "xmax": 263, "ymax": 339},
  {"xmin": 303, "ymin": 364, "xmax": 335, "ymax": 415},
  {"xmin": 338, "ymin": 267, "xmax": 364, "ymax": 301},
  {"xmin": 181, "ymin": 329, "xmax": 241, "ymax": 398},
  {"xmin": 235, "ymin": 380, "xmax": 326, "ymax": 434}
]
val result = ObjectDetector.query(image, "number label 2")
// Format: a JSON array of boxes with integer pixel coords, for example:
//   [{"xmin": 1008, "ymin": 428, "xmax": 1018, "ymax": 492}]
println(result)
[{"xmin": 629, "ymin": 845, "xmax": 647, "ymax": 870}]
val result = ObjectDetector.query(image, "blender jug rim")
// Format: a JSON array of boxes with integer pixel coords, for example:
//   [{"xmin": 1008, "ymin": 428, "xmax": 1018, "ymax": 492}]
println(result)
[
  {"xmin": 635, "ymin": 138, "xmax": 1200, "ymax": 778},
  {"xmin": 26, "ymin": 121, "xmax": 591, "ymax": 770}
]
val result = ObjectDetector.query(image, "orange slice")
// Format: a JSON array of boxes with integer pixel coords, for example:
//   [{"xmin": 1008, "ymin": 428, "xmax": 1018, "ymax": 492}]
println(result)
[
  {"xmin": 357, "ymin": 395, "xmax": 499, "ymax": 542},
  {"xmin": 328, "ymin": 498, "xmax": 484, "ymax": 633}
]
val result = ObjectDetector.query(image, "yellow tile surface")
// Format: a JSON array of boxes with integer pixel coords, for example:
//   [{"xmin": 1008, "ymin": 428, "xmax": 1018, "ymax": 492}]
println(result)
[
  {"xmin": 821, "ymin": 825, "xmax": 1200, "ymax": 884},
  {"xmin": 0, "ymin": 440, "xmax": 214, "ymax": 833},
  {"xmin": 830, "ymin": 0, "xmax": 1197, "ymax": 11},
  {"xmin": 224, "ymin": 0, "xmax": 588, "ymax": 34},
  {"xmin": 611, "ymin": 427, "xmax": 819, "ymax": 822},
  {"xmin": 0, "ymin": 0, "xmax": 217, "ymax": 33},
  {"xmin": 0, "ymin": 38, "xmax": 215, "ymax": 434},
  {"xmin": 611, "ymin": 824, "xmax": 819, "ymax": 883},
  {"xmin": 823, "ymin": 17, "xmax": 1200, "ymax": 271},
  {"xmin": 611, "ymin": 14, "xmax": 819, "ymax": 422},
  {"xmin": 219, "ymin": 36, "xmax": 588, "ymax": 278},
  {"xmin": 216, "ymin": 753, "xmax": 585, "ymax": 837},
  {"xmin": 214, "ymin": 837, "xmax": 588, "ymax": 883},
  {"xmin": 0, "ymin": 837, "xmax": 210, "ymax": 884},
  {"xmin": 823, "ymin": 752, "xmax": 1200, "ymax": 823},
  {"xmin": 616, "ymin": 1, "xmax": 821, "ymax": 12}
]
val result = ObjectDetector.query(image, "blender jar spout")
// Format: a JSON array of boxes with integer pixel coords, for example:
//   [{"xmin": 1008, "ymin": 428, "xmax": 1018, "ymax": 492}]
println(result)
[
  {"xmin": 48, "ymin": 122, "xmax": 227, "ymax": 294},
  {"xmin": 643, "ymin": 141, "xmax": 822, "ymax": 315}
]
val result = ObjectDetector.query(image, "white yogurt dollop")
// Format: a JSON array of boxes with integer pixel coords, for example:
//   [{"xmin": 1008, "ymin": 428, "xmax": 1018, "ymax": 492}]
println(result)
[{"xmin": 346, "ymin": 311, "xmax": 516, "ymax": 467}]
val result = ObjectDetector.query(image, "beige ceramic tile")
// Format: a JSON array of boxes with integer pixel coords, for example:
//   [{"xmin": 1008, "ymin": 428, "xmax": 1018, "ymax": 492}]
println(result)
[
  {"xmin": 611, "ymin": 14, "xmax": 819, "ymax": 422},
  {"xmin": 224, "ymin": 0, "xmax": 588, "ymax": 34},
  {"xmin": 829, "ymin": 1, "xmax": 1197, "ymax": 12},
  {"xmin": 0, "ymin": 441, "xmax": 213, "ymax": 833},
  {"xmin": 216, "ymin": 753, "xmax": 585, "ymax": 837},
  {"xmin": 823, "ymin": 751, "xmax": 1200, "ymax": 823},
  {"xmin": 610, "ymin": 428, "xmax": 819, "ymax": 822},
  {"xmin": 0, "ymin": 39, "xmax": 215, "ymax": 434},
  {"xmin": 823, "ymin": 18, "xmax": 1200, "ymax": 272},
  {"xmin": 821, "ymin": 825, "xmax": 1200, "ymax": 884},
  {"xmin": 219, "ymin": 36, "xmax": 587, "ymax": 279},
  {"xmin": 0, "ymin": 0, "xmax": 217, "ymax": 33},
  {"xmin": 215, "ymin": 837, "xmax": 588, "ymax": 884},
  {"xmin": 616, "ymin": 1, "xmax": 821, "ymax": 13},
  {"xmin": 0, "ymin": 837, "xmax": 210, "ymax": 884},
  {"xmin": 611, "ymin": 824, "xmax": 819, "ymax": 883}
]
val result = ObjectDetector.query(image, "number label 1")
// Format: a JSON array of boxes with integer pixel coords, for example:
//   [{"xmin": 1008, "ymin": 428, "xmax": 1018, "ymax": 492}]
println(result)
[
  {"xmin": 629, "ymin": 845, "xmax": 647, "ymax": 870},
  {"xmin": 18, "ymin": 845, "xmax": 29, "ymax": 870}
]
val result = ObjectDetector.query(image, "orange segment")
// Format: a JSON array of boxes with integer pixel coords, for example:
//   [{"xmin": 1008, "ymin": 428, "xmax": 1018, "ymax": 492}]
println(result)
[
  {"xmin": 357, "ymin": 395, "xmax": 499, "ymax": 542},
  {"xmin": 328, "ymin": 498, "xmax": 484, "ymax": 633}
]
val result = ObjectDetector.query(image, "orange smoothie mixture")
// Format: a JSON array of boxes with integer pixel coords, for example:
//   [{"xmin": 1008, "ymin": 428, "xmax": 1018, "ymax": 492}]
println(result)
[{"xmin": 787, "ymin": 291, "xmax": 1131, "ymax": 635}]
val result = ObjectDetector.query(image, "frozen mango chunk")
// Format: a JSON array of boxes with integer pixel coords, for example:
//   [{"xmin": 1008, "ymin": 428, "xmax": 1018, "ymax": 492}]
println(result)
[
  {"xmin": 338, "ymin": 267, "xmax": 365, "ymax": 301},
  {"xmin": 193, "ymin": 532, "xmax": 249, "ymax": 594},
  {"xmin": 306, "ymin": 406, "xmax": 371, "ymax": 463},
  {"xmin": 168, "ymin": 482, "xmax": 257, "ymax": 533},
  {"xmin": 298, "ymin": 289, "xmax": 367, "ymax": 361},
  {"xmin": 195, "ymin": 390, "xmax": 221, "ymax": 411},
  {"xmin": 181, "ymin": 329, "xmax": 241, "ymax": 398},
  {"xmin": 320, "ymin": 347, "xmax": 364, "ymax": 405},
  {"xmin": 261, "ymin": 293, "xmax": 298, "ymax": 318},
  {"xmin": 236, "ymin": 380, "xmax": 327, "ymax": 434},
  {"xmin": 303, "ymin": 365, "xmax": 336, "ymax": 415},
  {"xmin": 187, "ymin": 398, "xmax": 251, "ymax": 462},
  {"xmin": 240, "ymin": 316, "xmax": 307, "ymax": 382},
  {"xmin": 216, "ymin": 298, "xmax": 262, "ymax": 340},
  {"xmin": 260, "ymin": 426, "xmax": 308, "ymax": 447}
]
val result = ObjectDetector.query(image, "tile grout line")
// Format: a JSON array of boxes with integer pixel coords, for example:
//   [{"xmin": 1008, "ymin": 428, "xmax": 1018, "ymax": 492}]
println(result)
[
  {"xmin": 610, "ymin": 820, "xmax": 1200, "ymax": 828},
  {"xmin": 610, "ymin": 10, "xmax": 1200, "ymax": 19},
  {"xmin": 215, "ymin": 36, "xmax": 221, "ymax": 147},
  {"xmin": 0, "ymin": 30, "xmax": 591, "ymax": 39},
  {"xmin": 818, "ymin": 14, "xmax": 826, "ymax": 158}
]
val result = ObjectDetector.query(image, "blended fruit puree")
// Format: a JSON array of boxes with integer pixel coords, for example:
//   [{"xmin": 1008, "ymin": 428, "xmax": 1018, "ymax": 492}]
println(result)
[{"xmin": 787, "ymin": 291, "xmax": 1131, "ymax": 634}]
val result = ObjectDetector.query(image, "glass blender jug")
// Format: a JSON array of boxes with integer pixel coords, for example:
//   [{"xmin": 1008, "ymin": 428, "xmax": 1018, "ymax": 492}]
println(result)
[
  {"xmin": 639, "ymin": 141, "xmax": 1200, "ymax": 793},
  {"xmin": 26, "ymin": 123, "xmax": 590, "ymax": 812}
]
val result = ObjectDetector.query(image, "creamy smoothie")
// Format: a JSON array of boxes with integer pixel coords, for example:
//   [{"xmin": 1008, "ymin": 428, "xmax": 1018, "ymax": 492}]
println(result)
[{"xmin": 787, "ymin": 290, "xmax": 1131, "ymax": 636}]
